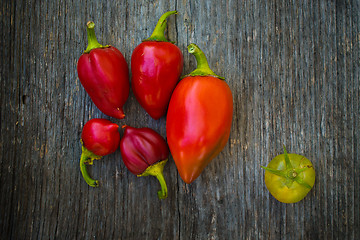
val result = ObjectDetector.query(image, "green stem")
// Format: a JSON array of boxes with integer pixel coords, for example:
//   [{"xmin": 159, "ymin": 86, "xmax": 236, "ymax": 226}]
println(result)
[
  {"xmin": 286, "ymin": 169, "xmax": 298, "ymax": 179},
  {"xmin": 138, "ymin": 159, "xmax": 168, "ymax": 199},
  {"xmin": 154, "ymin": 171, "xmax": 168, "ymax": 199},
  {"xmin": 186, "ymin": 43, "xmax": 224, "ymax": 79},
  {"xmin": 144, "ymin": 11, "xmax": 177, "ymax": 42},
  {"xmin": 84, "ymin": 21, "xmax": 108, "ymax": 53},
  {"xmin": 80, "ymin": 145, "xmax": 102, "ymax": 187}
]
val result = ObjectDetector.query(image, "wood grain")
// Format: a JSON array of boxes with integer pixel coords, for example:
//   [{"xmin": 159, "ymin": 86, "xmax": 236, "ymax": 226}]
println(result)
[{"xmin": 0, "ymin": 0, "xmax": 359, "ymax": 239}]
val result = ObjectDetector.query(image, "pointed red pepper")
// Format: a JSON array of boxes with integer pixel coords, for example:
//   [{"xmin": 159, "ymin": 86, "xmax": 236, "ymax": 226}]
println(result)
[
  {"xmin": 77, "ymin": 21, "xmax": 129, "ymax": 119},
  {"xmin": 120, "ymin": 125, "xmax": 169, "ymax": 199},
  {"xmin": 80, "ymin": 118, "xmax": 120, "ymax": 187},
  {"xmin": 166, "ymin": 44, "xmax": 233, "ymax": 184},
  {"xmin": 131, "ymin": 11, "xmax": 184, "ymax": 119}
]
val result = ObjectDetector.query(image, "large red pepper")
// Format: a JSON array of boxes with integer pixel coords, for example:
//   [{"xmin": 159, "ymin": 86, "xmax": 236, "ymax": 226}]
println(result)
[
  {"xmin": 166, "ymin": 44, "xmax": 233, "ymax": 184},
  {"xmin": 80, "ymin": 118, "xmax": 120, "ymax": 187},
  {"xmin": 131, "ymin": 11, "xmax": 184, "ymax": 119},
  {"xmin": 77, "ymin": 21, "xmax": 129, "ymax": 119},
  {"xmin": 120, "ymin": 125, "xmax": 169, "ymax": 199}
]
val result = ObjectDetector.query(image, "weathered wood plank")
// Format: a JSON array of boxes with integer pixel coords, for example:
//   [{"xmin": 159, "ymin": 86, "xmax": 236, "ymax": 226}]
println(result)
[{"xmin": 0, "ymin": 0, "xmax": 359, "ymax": 239}]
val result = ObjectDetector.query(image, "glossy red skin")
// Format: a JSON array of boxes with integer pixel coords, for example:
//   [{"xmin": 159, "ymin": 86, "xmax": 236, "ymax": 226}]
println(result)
[
  {"xmin": 166, "ymin": 76, "xmax": 233, "ymax": 184},
  {"xmin": 77, "ymin": 46, "xmax": 129, "ymax": 119},
  {"xmin": 120, "ymin": 126, "xmax": 169, "ymax": 175},
  {"xmin": 81, "ymin": 118, "xmax": 120, "ymax": 156},
  {"xmin": 131, "ymin": 41, "xmax": 183, "ymax": 119}
]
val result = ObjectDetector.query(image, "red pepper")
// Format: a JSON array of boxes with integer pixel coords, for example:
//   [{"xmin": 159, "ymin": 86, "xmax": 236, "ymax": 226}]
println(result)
[
  {"xmin": 77, "ymin": 21, "xmax": 129, "ymax": 119},
  {"xmin": 131, "ymin": 11, "xmax": 184, "ymax": 119},
  {"xmin": 120, "ymin": 125, "xmax": 169, "ymax": 199},
  {"xmin": 80, "ymin": 118, "xmax": 120, "ymax": 187},
  {"xmin": 166, "ymin": 44, "xmax": 233, "ymax": 184}
]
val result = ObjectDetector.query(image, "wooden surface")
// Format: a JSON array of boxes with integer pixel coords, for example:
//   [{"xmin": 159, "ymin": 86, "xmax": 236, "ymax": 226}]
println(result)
[{"xmin": 1, "ymin": 0, "xmax": 359, "ymax": 239}]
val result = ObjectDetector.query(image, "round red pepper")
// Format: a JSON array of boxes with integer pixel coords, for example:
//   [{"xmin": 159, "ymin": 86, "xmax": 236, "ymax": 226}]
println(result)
[
  {"xmin": 120, "ymin": 125, "xmax": 169, "ymax": 199},
  {"xmin": 77, "ymin": 21, "xmax": 129, "ymax": 119},
  {"xmin": 80, "ymin": 118, "xmax": 120, "ymax": 187},
  {"xmin": 166, "ymin": 44, "xmax": 233, "ymax": 184},
  {"xmin": 131, "ymin": 11, "xmax": 184, "ymax": 119}
]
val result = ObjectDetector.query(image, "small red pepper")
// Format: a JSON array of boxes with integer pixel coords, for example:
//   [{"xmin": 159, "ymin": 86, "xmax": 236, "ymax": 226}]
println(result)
[
  {"xmin": 120, "ymin": 125, "xmax": 169, "ymax": 199},
  {"xmin": 77, "ymin": 21, "xmax": 129, "ymax": 119},
  {"xmin": 131, "ymin": 11, "xmax": 184, "ymax": 119},
  {"xmin": 166, "ymin": 44, "xmax": 233, "ymax": 184},
  {"xmin": 80, "ymin": 118, "xmax": 120, "ymax": 187}
]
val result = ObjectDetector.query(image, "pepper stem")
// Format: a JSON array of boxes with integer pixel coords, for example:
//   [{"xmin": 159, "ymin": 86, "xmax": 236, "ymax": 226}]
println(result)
[
  {"xmin": 84, "ymin": 21, "xmax": 108, "ymax": 53},
  {"xmin": 138, "ymin": 159, "xmax": 168, "ymax": 199},
  {"xmin": 80, "ymin": 144, "xmax": 102, "ymax": 187},
  {"xmin": 186, "ymin": 43, "xmax": 224, "ymax": 79},
  {"xmin": 144, "ymin": 11, "xmax": 177, "ymax": 42}
]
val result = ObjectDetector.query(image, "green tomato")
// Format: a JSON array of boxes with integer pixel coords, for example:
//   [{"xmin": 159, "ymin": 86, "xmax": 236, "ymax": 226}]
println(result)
[{"xmin": 262, "ymin": 146, "xmax": 315, "ymax": 203}]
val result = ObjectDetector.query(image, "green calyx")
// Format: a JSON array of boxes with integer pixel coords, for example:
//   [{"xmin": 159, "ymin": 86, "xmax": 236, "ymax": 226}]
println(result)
[
  {"xmin": 80, "ymin": 143, "xmax": 102, "ymax": 187},
  {"xmin": 143, "ymin": 11, "xmax": 177, "ymax": 42},
  {"xmin": 185, "ymin": 43, "xmax": 224, "ymax": 80},
  {"xmin": 84, "ymin": 21, "xmax": 109, "ymax": 53},
  {"xmin": 138, "ymin": 159, "xmax": 168, "ymax": 199},
  {"xmin": 261, "ymin": 146, "xmax": 312, "ymax": 189}
]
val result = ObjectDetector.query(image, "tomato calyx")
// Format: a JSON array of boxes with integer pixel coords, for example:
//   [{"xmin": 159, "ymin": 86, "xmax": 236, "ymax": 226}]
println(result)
[
  {"xmin": 183, "ymin": 43, "xmax": 225, "ymax": 80},
  {"xmin": 143, "ymin": 11, "xmax": 177, "ymax": 42},
  {"xmin": 84, "ymin": 21, "xmax": 110, "ymax": 53},
  {"xmin": 261, "ymin": 146, "xmax": 312, "ymax": 189}
]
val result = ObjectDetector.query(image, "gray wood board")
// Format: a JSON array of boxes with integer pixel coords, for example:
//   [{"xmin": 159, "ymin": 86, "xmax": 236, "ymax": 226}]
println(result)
[{"xmin": 0, "ymin": 0, "xmax": 359, "ymax": 239}]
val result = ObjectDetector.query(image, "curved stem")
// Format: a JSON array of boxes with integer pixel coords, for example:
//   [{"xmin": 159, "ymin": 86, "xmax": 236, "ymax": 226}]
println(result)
[
  {"xmin": 138, "ymin": 159, "xmax": 168, "ymax": 199},
  {"xmin": 84, "ymin": 21, "xmax": 108, "ymax": 53},
  {"xmin": 144, "ymin": 11, "xmax": 177, "ymax": 42},
  {"xmin": 186, "ymin": 43, "xmax": 224, "ymax": 79},
  {"xmin": 154, "ymin": 171, "xmax": 168, "ymax": 199},
  {"xmin": 80, "ymin": 145, "xmax": 102, "ymax": 187}
]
